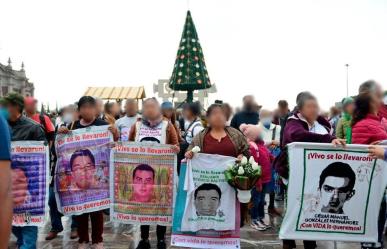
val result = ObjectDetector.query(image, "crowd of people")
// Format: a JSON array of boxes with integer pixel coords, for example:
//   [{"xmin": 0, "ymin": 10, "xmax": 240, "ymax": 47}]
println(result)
[{"xmin": 0, "ymin": 79, "xmax": 387, "ymax": 249}]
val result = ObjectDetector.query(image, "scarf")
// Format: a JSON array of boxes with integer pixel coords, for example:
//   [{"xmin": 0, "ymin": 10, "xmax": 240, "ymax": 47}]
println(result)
[{"xmin": 343, "ymin": 112, "xmax": 352, "ymax": 144}]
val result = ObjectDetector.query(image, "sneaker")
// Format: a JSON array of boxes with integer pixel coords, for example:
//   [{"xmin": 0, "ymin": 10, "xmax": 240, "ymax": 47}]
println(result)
[
  {"xmin": 259, "ymin": 219, "xmax": 272, "ymax": 229},
  {"xmin": 45, "ymin": 231, "xmax": 60, "ymax": 240},
  {"xmin": 136, "ymin": 239, "xmax": 151, "ymax": 249},
  {"xmin": 250, "ymin": 221, "xmax": 266, "ymax": 231},
  {"xmin": 92, "ymin": 243, "xmax": 104, "ymax": 249},
  {"xmin": 78, "ymin": 243, "xmax": 89, "ymax": 249},
  {"xmin": 70, "ymin": 230, "xmax": 79, "ymax": 240},
  {"xmin": 361, "ymin": 242, "xmax": 383, "ymax": 249},
  {"xmin": 157, "ymin": 240, "xmax": 166, "ymax": 249}
]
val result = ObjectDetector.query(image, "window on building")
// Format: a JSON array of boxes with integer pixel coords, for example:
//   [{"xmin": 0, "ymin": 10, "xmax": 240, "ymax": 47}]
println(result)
[{"xmin": 2, "ymin": 86, "xmax": 8, "ymax": 96}]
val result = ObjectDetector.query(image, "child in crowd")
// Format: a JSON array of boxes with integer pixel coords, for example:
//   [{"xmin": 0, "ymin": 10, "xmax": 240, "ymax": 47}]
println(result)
[{"xmin": 240, "ymin": 124, "xmax": 273, "ymax": 231}]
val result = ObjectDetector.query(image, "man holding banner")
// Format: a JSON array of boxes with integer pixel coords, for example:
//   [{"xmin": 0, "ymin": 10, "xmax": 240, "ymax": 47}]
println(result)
[
  {"xmin": 128, "ymin": 98, "xmax": 179, "ymax": 249},
  {"xmin": 3, "ymin": 93, "xmax": 47, "ymax": 249}
]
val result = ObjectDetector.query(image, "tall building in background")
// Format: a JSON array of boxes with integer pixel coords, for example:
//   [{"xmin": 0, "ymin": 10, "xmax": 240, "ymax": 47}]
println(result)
[{"xmin": 0, "ymin": 58, "xmax": 34, "ymax": 97}]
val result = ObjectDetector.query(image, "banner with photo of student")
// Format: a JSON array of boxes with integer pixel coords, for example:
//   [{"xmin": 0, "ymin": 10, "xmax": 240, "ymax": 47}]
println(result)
[
  {"xmin": 11, "ymin": 141, "xmax": 49, "ymax": 226},
  {"xmin": 55, "ymin": 125, "xmax": 113, "ymax": 215},
  {"xmin": 171, "ymin": 154, "xmax": 240, "ymax": 249},
  {"xmin": 280, "ymin": 142, "xmax": 387, "ymax": 243},
  {"xmin": 110, "ymin": 142, "xmax": 177, "ymax": 226}
]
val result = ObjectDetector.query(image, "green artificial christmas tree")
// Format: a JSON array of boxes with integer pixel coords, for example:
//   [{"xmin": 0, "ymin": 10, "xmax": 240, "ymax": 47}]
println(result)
[{"xmin": 169, "ymin": 10, "xmax": 211, "ymax": 103}]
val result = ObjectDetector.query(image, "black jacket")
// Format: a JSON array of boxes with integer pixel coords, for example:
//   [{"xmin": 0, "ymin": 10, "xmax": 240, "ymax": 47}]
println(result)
[
  {"xmin": 230, "ymin": 111, "xmax": 259, "ymax": 131},
  {"xmin": 9, "ymin": 116, "xmax": 46, "ymax": 142}
]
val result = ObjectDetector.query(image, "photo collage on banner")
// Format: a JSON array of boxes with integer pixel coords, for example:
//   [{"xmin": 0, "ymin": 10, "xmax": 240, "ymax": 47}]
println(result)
[
  {"xmin": 110, "ymin": 142, "xmax": 176, "ymax": 226},
  {"xmin": 54, "ymin": 125, "xmax": 113, "ymax": 215},
  {"xmin": 11, "ymin": 141, "xmax": 49, "ymax": 226},
  {"xmin": 172, "ymin": 153, "xmax": 240, "ymax": 249},
  {"xmin": 280, "ymin": 142, "xmax": 387, "ymax": 243}
]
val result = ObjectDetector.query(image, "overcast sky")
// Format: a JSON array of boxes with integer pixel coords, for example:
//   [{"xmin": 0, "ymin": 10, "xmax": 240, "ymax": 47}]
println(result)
[{"xmin": 1, "ymin": 0, "xmax": 387, "ymax": 111}]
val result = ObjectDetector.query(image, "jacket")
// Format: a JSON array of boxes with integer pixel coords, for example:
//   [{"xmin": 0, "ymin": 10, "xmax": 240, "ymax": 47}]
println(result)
[
  {"xmin": 352, "ymin": 114, "xmax": 387, "ymax": 145},
  {"xmin": 9, "ymin": 116, "xmax": 46, "ymax": 142},
  {"xmin": 230, "ymin": 111, "xmax": 259, "ymax": 131},
  {"xmin": 188, "ymin": 126, "xmax": 250, "ymax": 157},
  {"xmin": 275, "ymin": 112, "xmax": 335, "ymax": 179},
  {"xmin": 249, "ymin": 141, "xmax": 273, "ymax": 185},
  {"xmin": 335, "ymin": 113, "xmax": 352, "ymax": 143}
]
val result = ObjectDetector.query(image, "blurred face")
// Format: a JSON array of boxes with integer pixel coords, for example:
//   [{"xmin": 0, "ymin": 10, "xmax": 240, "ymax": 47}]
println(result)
[
  {"xmin": 371, "ymin": 93, "xmax": 382, "ymax": 114},
  {"xmin": 143, "ymin": 100, "xmax": 161, "ymax": 121},
  {"xmin": 24, "ymin": 101, "xmax": 37, "ymax": 114},
  {"xmin": 208, "ymin": 107, "xmax": 226, "ymax": 128},
  {"xmin": 243, "ymin": 96, "xmax": 255, "ymax": 111},
  {"xmin": 194, "ymin": 189, "xmax": 220, "ymax": 216},
  {"xmin": 110, "ymin": 103, "xmax": 121, "ymax": 117},
  {"xmin": 183, "ymin": 108, "xmax": 194, "ymax": 120},
  {"xmin": 300, "ymin": 99, "xmax": 319, "ymax": 123},
  {"xmin": 278, "ymin": 105, "xmax": 289, "ymax": 116},
  {"xmin": 163, "ymin": 109, "xmax": 173, "ymax": 119},
  {"xmin": 79, "ymin": 103, "xmax": 96, "ymax": 122},
  {"xmin": 72, "ymin": 155, "xmax": 95, "ymax": 189},
  {"xmin": 125, "ymin": 100, "xmax": 138, "ymax": 116},
  {"xmin": 320, "ymin": 176, "xmax": 353, "ymax": 214},
  {"xmin": 96, "ymin": 100, "xmax": 104, "ymax": 116},
  {"xmin": 344, "ymin": 103, "xmax": 355, "ymax": 115},
  {"xmin": 6, "ymin": 104, "xmax": 21, "ymax": 121},
  {"xmin": 260, "ymin": 110, "xmax": 272, "ymax": 125},
  {"xmin": 133, "ymin": 169, "xmax": 154, "ymax": 202},
  {"xmin": 12, "ymin": 168, "xmax": 28, "ymax": 207}
]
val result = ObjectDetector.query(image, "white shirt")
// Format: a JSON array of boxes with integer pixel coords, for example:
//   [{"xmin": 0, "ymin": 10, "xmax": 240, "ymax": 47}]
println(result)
[
  {"xmin": 258, "ymin": 122, "xmax": 281, "ymax": 146},
  {"xmin": 115, "ymin": 114, "xmax": 141, "ymax": 141},
  {"xmin": 309, "ymin": 121, "xmax": 328, "ymax": 135},
  {"xmin": 184, "ymin": 119, "xmax": 204, "ymax": 144}
]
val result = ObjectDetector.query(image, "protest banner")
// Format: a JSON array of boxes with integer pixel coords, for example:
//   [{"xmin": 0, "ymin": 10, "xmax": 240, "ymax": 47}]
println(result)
[
  {"xmin": 55, "ymin": 125, "xmax": 113, "ymax": 215},
  {"xmin": 280, "ymin": 142, "xmax": 387, "ymax": 243},
  {"xmin": 110, "ymin": 142, "xmax": 176, "ymax": 226},
  {"xmin": 172, "ymin": 154, "xmax": 240, "ymax": 249},
  {"xmin": 11, "ymin": 141, "xmax": 49, "ymax": 226}
]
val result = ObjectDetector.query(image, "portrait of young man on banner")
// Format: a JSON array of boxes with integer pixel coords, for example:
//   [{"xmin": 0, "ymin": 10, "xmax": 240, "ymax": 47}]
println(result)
[
  {"xmin": 110, "ymin": 143, "xmax": 176, "ymax": 226},
  {"xmin": 318, "ymin": 162, "xmax": 356, "ymax": 215},
  {"xmin": 280, "ymin": 143, "xmax": 387, "ymax": 243}
]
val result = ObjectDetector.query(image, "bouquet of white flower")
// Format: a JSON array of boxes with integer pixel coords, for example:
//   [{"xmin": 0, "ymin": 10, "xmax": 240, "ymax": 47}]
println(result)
[{"xmin": 224, "ymin": 156, "xmax": 261, "ymax": 203}]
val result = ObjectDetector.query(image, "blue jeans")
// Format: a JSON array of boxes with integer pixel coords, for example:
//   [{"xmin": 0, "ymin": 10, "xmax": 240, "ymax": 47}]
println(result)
[
  {"xmin": 48, "ymin": 186, "xmax": 78, "ymax": 232},
  {"xmin": 12, "ymin": 226, "xmax": 38, "ymax": 249},
  {"xmin": 250, "ymin": 183, "xmax": 268, "ymax": 221}
]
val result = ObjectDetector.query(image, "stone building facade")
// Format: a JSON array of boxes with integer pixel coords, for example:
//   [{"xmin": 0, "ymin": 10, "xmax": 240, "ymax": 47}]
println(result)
[{"xmin": 0, "ymin": 58, "xmax": 34, "ymax": 97}]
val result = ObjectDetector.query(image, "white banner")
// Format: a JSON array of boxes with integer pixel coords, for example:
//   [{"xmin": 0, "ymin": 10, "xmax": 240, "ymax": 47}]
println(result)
[{"xmin": 280, "ymin": 142, "xmax": 387, "ymax": 242}]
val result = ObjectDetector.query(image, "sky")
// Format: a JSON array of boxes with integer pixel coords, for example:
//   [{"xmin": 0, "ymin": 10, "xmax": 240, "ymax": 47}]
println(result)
[{"xmin": 1, "ymin": 0, "xmax": 387, "ymax": 111}]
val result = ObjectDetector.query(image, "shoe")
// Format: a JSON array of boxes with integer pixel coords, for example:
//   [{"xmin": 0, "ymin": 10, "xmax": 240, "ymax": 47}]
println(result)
[
  {"xmin": 268, "ymin": 207, "xmax": 282, "ymax": 217},
  {"xmin": 136, "ymin": 239, "xmax": 151, "ymax": 249},
  {"xmin": 70, "ymin": 230, "xmax": 79, "ymax": 240},
  {"xmin": 259, "ymin": 219, "xmax": 271, "ymax": 229},
  {"xmin": 250, "ymin": 221, "xmax": 266, "ymax": 231},
  {"xmin": 78, "ymin": 243, "xmax": 89, "ymax": 249},
  {"xmin": 92, "ymin": 242, "xmax": 104, "ymax": 249},
  {"xmin": 157, "ymin": 240, "xmax": 166, "ymax": 249},
  {"xmin": 45, "ymin": 231, "xmax": 59, "ymax": 240},
  {"xmin": 361, "ymin": 242, "xmax": 383, "ymax": 249}
]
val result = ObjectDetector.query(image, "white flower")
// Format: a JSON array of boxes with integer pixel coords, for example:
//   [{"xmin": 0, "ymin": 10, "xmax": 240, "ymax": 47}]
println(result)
[
  {"xmin": 252, "ymin": 163, "xmax": 260, "ymax": 171},
  {"xmin": 227, "ymin": 164, "xmax": 233, "ymax": 170},
  {"xmin": 249, "ymin": 156, "xmax": 256, "ymax": 164},
  {"xmin": 191, "ymin": 146, "xmax": 201, "ymax": 153},
  {"xmin": 238, "ymin": 167, "xmax": 245, "ymax": 175},
  {"xmin": 241, "ymin": 156, "xmax": 248, "ymax": 165}
]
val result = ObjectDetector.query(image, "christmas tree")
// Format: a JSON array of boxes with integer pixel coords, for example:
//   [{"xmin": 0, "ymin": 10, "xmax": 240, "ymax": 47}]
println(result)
[{"xmin": 169, "ymin": 10, "xmax": 211, "ymax": 103}]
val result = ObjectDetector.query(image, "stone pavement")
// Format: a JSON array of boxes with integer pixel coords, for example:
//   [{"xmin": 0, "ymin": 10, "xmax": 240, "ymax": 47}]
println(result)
[{"xmin": 8, "ymin": 213, "xmax": 370, "ymax": 249}]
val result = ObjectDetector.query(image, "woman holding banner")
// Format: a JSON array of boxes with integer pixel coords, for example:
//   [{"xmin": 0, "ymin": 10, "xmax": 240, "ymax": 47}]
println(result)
[
  {"xmin": 352, "ymin": 93, "xmax": 387, "ymax": 249},
  {"xmin": 58, "ymin": 96, "xmax": 118, "ymax": 249},
  {"xmin": 129, "ymin": 97, "xmax": 179, "ymax": 249},
  {"xmin": 185, "ymin": 103, "xmax": 250, "ymax": 226},
  {"xmin": 274, "ymin": 91, "xmax": 345, "ymax": 249}
]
